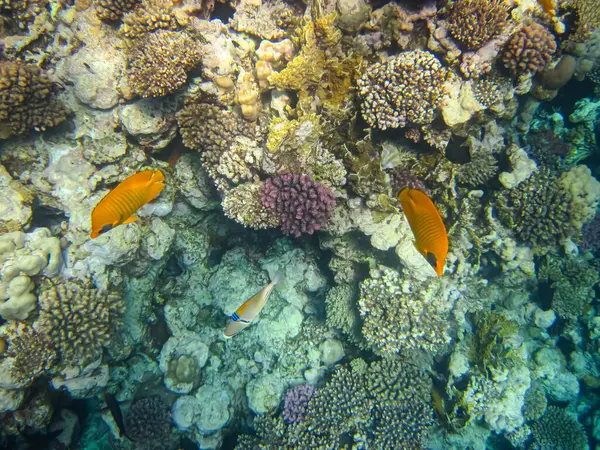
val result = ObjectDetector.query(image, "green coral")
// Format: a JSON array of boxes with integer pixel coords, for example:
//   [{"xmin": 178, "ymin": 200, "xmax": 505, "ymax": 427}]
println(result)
[
  {"xmin": 236, "ymin": 358, "xmax": 433, "ymax": 449},
  {"xmin": 531, "ymin": 406, "xmax": 588, "ymax": 450},
  {"xmin": 325, "ymin": 284, "xmax": 361, "ymax": 339},
  {"xmin": 537, "ymin": 255, "xmax": 599, "ymax": 319},
  {"xmin": 495, "ymin": 166, "xmax": 600, "ymax": 250},
  {"xmin": 468, "ymin": 310, "xmax": 519, "ymax": 373}
]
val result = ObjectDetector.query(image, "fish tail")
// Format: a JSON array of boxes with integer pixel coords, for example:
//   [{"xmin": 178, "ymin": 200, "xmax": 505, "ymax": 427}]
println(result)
[
  {"xmin": 151, "ymin": 169, "xmax": 165, "ymax": 184},
  {"xmin": 271, "ymin": 271, "xmax": 282, "ymax": 285}
]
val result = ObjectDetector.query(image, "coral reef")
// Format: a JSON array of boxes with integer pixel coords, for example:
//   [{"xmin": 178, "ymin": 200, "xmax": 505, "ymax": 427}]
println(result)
[
  {"xmin": 531, "ymin": 406, "xmax": 588, "ymax": 450},
  {"xmin": 126, "ymin": 30, "xmax": 202, "ymax": 98},
  {"xmin": 222, "ymin": 183, "xmax": 280, "ymax": 230},
  {"xmin": 120, "ymin": 0, "xmax": 187, "ymax": 39},
  {"xmin": 503, "ymin": 22, "xmax": 557, "ymax": 75},
  {"xmin": 125, "ymin": 396, "xmax": 175, "ymax": 450},
  {"xmin": 581, "ymin": 213, "xmax": 600, "ymax": 253},
  {"xmin": 5, "ymin": 323, "xmax": 57, "ymax": 385},
  {"xmin": 358, "ymin": 50, "xmax": 454, "ymax": 130},
  {"xmin": 260, "ymin": 174, "xmax": 336, "ymax": 237},
  {"xmin": 0, "ymin": 62, "xmax": 68, "ymax": 138},
  {"xmin": 446, "ymin": 0, "xmax": 510, "ymax": 50},
  {"xmin": 36, "ymin": 280, "xmax": 125, "ymax": 366},
  {"xmin": 282, "ymin": 384, "xmax": 315, "ymax": 424},
  {"xmin": 95, "ymin": 0, "xmax": 139, "ymax": 20}
]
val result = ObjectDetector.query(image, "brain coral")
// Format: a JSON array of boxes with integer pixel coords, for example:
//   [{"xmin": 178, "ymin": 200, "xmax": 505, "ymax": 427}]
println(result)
[
  {"xmin": 357, "ymin": 50, "xmax": 454, "ymax": 130},
  {"xmin": 0, "ymin": 62, "xmax": 68, "ymax": 138},
  {"xmin": 358, "ymin": 267, "xmax": 451, "ymax": 355},
  {"xmin": 496, "ymin": 165, "xmax": 600, "ymax": 249},
  {"xmin": 503, "ymin": 22, "xmax": 557, "ymax": 75},
  {"xmin": 126, "ymin": 30, "xmax": 202, "ymax": 98},
  {"xmin": 36, "ymin": 280, "xmax": 124, "ymax": 366},
  {"xmin": 260, "ymin": 174, "xmax": 336, "ymax": 237},
  {"xmin": 446, "ymin": 0, "xmax": 511, "ymax": 50}
]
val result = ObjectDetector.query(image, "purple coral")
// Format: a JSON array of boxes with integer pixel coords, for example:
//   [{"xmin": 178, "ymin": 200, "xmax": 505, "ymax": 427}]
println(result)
[
  {"xmin": 260, "ymin": 174, "xmax": 336, "ymax": 237},
  {"xmin": 282, "ymin": 384, "xmax": 316, "ymax": 424},
  {"xmin": 581, "ymin": 213, "xmax": 600, "ymax": 253},
  {"xmin": 388, "ymin": 168, "xmax": 431, "ymax": 198}
]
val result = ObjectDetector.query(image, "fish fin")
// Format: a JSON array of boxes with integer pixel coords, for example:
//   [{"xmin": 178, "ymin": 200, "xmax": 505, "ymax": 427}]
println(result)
[
  {"xmin": 425, "ymin": 251, "xmax": 438, "ymax": 270},
  {"xmin": 146, "ymin": 179, "xmax": 165, "ymax": 201},
  {"xmin": 122, "ymin": 215, "xmax": 139, "ymax": 225},
  {"xmin": 150, "ymin": 169, "xmax": 165, "ymax": 183}
]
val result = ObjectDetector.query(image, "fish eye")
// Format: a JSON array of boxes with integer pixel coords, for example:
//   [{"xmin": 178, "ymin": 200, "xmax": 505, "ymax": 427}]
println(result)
[
  {"xmin": 426, "ymin": 252, "xmax": 437, "ymax": 269},
  {"xmin": 100, "ymin": 224, "xmax": 113, "ymax": 234}
]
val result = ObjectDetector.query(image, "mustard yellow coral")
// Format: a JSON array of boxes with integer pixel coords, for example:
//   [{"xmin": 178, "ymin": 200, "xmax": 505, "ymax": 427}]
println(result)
[{"xmin": 446, "ymin": 0, "xmax": 511, "ymax": 50}]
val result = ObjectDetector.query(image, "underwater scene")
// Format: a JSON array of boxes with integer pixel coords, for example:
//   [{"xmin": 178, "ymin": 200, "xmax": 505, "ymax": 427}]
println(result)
[{"xmin": 1, "ymin": 0, "xmax": 600, "ymax": 448}]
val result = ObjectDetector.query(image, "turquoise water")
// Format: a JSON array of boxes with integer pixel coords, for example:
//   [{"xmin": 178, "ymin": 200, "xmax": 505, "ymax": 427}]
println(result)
[{"xmin": 0, "ymin": 0, "xmax": 599, "ymax": 449}]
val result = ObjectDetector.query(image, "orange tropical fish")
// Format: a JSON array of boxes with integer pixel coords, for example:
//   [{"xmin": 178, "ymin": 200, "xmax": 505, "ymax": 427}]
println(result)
[
  {"xmin": 90, "ymin": 169, "xmax": 165, "ymax": 239},
  {"xmin": 398, "ymin": 187, "xmax": 448, "ymax": 276},
  {"xmin": 224, "ymin": 273, "xmax": 280, "ymax": 339}
]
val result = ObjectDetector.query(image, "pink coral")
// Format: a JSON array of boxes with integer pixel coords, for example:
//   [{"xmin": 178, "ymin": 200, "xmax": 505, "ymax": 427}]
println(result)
[{"xmin": 260, "ymin": 174, "xmax": 336, "ymax": 237}]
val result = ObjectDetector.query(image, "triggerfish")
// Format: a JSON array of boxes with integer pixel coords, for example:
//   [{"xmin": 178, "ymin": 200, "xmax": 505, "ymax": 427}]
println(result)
[
  {"xmin": 398, "ymin": 187, "xmax": 448, "ymax": 276},
  {"xmin": 224, "ymin": 273, "xmax": 280, "ymax": 338},
  {"xmin": 90, "ymin": 169, "xmax": 165, "ymax": 239}
]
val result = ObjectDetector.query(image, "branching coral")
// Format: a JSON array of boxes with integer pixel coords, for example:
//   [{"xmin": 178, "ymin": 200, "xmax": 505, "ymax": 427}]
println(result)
[
  {"xmin": 325, "ymin": 284, "xmax": 360, "ymax": 339},
  {"xmin": 472, "ymin": 75, "xmax": 511, "ymax": 108},
  {"xmin": 357, "ymin": 50, "xmax": 454, "ymax": 130},
  {"xmin": 495, "ymin": 166, "xmax": 600, "ymax": 249},
  {"xmin": 503, "ymin": 22, "xmax": 557, "ymax": 75},
  {"xmin": 222, "ymin": 182, "xmax": 280, "ymax": 230},
  {"xmin": 6, "ymin": 323, "xmax": 56, "ymax": 384},
  {"xmin": 564, "ymin": 0, "xmax": 600, "ymax": 41},
  {"xmin": 125, "ymin": 396, "xmax": 173, "ymax": 450},
  {"xmin": 446, "ymin": 0, "xmax": 511, "ymax": 50},
  {"xmin": 236, "ymin": 359, "xmax": 433, "ymax": 449},
  {"xmin": 282, "ymin": 384, "xmax": 315, "ymax": 424},
  {"xmin": 358, "ymin": 267, "xmax": 451, "ymax": 355},
  {"xmin": 581, "ymin": 213, "xmax": 600, "ymax": 253},
  {"xmin": 0, "ymin": 0, "xmax": 44, "ymax": 29},
  {"xmin": 95, "ymin": 0, "xmax": 139, "ymax": 21},
  {"xmin": 0, "ymin": 62, "xmax": 68, "ymax": 138},
  {"xmin": 36, "ymin": 280, "xmax": 124, "ymax": 366},
  {"xmin": 120, "ymin": 0, "xmax": 187, "ymax": 39},
  {"xmin": 126, "ymin": 30, "xmax": 202, "ymax": 98},
  {"xmin": 531, "ymin": 406, "xmax": 588, "ymax": 450},
  {"xmin": 260, "ymin": 174, "xmax": 336, "ymax": 237},
  {"xmin": 537, "ymin": 255, "xmax": 599, "ymax": 319}
]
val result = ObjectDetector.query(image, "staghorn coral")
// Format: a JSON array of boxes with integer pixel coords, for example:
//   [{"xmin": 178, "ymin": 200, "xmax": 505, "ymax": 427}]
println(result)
[
  {"xmin": 120, "ymin": 0, "xmax": 187, "ymax": 39},
  {"xmin": 537, "ymin": 255, "xmax": 599, "ymax": 319},
  {"xmin": 36, "ymin": 280, "xmax": 124, "ymax": 366},
  {"xmin": 357, "ymin": 50, "xmax": 454, "ymax": 130},
  {"xmin": 282, "ymin": 384, "xmax": 315, "ymax": 424},
  {"xmin": 495, "ymin": 166, "xmax": 600, "ymax": 250},
  {"xmin": 446, "ymin": 0, "xmax": 511, "ymax": 50},
  {"xmin": 125, "ymin": 396, "xmax": 174, "ymax": 450},
  {"xmin": 260, "ymin": 174, "xmax": 336, "ymax": 237},
  {"xmin": 236, "ymin": 358, "xmax": 433, "ymax": 449},
  {"xmin": 531, "ymin": 406, "xmax": 588, "ymax": 450},
  {"xmin": 358, "ymin": 267, "xmax": 451, "ymax": 355},
  {"xmin": 126, "ymin": 30, "xmax": 202, "ymax": 98},
  {"xmin": 6, "ymin": 323, "xmax": 56, "ymax": 384},
  {"xmin": 503, "ymin": 22, "xmax": 557, "ymax": 75},
  {"xmin": 0, "ymin": 62, "xmax": 68, "ymax": 139},
  {"xmin": 222, "ymin": 182, "xmax": 280, "ymax": 230},
  {"xmin": 95, "ymin": 0, "xmax": 139, "ymax": 21}
]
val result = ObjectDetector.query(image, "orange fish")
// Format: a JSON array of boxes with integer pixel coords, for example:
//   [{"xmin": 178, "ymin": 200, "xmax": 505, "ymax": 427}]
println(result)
[
  {"xmin": 398, "ymin": 187, "xmax": 448, "ymax": 276},
  {"xmin": 90, "ymin": 169, "xmax": 165, "ymax": 239}
]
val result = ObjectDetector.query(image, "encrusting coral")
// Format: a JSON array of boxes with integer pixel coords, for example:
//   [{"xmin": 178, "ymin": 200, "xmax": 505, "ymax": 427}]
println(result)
[
  {"xmin": 36, "ymin": 280, "xmax": 125, "ymax": 366},
  {"xmin": 358, "ymin": 267, "xmax": 451, "ymax": 355},
  {"xmin": 260, "ymin": 174, "xmax": 336, "ymax": 237},
  {"xmin": 222, "ymin": 183, "xmax": 280, "ymax": 230},
  {"xmin": 531, "ymin": 406, "xmax": 588, "ymax": 450},
  {"xmin": 446, "ymin": 0, "xmax": 511, "ymax": 50},
  {"xmin": 236, "ymin": 358, "xmax": 433, "ymax": 449},
  {"xmin": 357, "ymin": 50, "xmax": 454, "ymax": 130},
  {"xmin": 503, "ymin": 22, "xmax": 557, "ymax": 75},
  {"xmin": 126, "ymin": 30, "xmax": 202, "ymax": 98},
  {"xmin": 6, "ymin": 322, "xmax": 57, "ymax": 385},
  {"xmin": 0, "ymin": 62, "xmax": 68, "ymax": 139}
]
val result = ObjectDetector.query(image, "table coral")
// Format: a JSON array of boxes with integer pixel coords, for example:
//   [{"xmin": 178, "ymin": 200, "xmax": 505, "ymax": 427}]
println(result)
[
  {"xmin": 358, "ymin": 267, "xmax": 451, "ymax": 355},
  {"xmin": 120, "ymin": 0, "xmax": 187, "ymax": 39},
  {"xmin": 357, "ymin": 50, "xmax": 454, "ymax": 130},
  {"xmin": 126, "ymin": 30, "xmax": 202, "ymax": 98},
  {"xmin": 446, "ymin": 0, "xmax": 511, "ymax": 50},
  {"xmin": 260, "ymin": 173, "xmax": 336, "ymax": 237},
  {"xmin": 35, "ymin": 280, "xmax": 125, "ymax": 366},
  {"xmin": 222, "ymin": 183, "xmax": 280, "ymax": 230},
  {"xmin": 0, "ymin": 62, "xmax": 68, "ymax": 138},
  {"xmin": 503, "ymin": 22, "xmax": 557, "ymax": 75}
]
